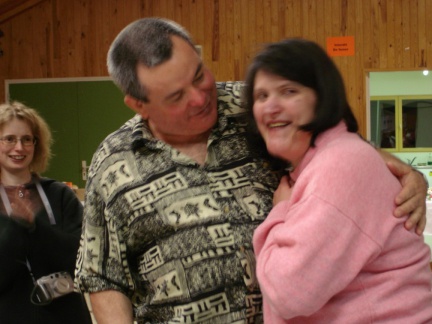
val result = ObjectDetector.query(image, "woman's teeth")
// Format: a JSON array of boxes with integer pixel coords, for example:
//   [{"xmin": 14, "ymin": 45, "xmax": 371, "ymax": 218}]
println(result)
[{"xmin": 269, "ymin": 122, "xmax": 289, "ymax": 128}]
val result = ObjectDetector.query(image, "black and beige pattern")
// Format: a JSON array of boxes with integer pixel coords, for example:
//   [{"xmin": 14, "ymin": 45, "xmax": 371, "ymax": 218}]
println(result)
[{"xmin": 75, "ymin": 82, "xmax": 279, "ymax": 323}]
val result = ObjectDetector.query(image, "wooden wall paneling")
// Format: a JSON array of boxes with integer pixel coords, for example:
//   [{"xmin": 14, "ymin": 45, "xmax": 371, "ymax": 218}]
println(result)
[
  {"xmin": 343, "ymin": 0, "xmax": 360, "ymax": 128},
  {"xmin": 315, "ymin": 0, "xmax": 325, "ymax": 45},
  {"xmin": 27, "ymin": 1, "xmax": 51, "ymax": 78},
  {"xmin": 235, "ymin": 0, "xmax": 244, "ymax": 80},
  {"xmin": 194, "ymin": 0, "xmax": 206, "ymax": 68},
  {"xmin": 73, "ymin": 1, "xmax": 84, "ymax": 76},
  {"xmin": 254, "ymin": 0, "xmax": 265, "ymax": 54},
  {"xmin": 276, "ymin": 0, "xmax": 285, "ymax": 40},
  {"xmin": 307, "ymin": 0, "xmax": 318, "ymax": 41},
  {"xmin": 330, "ymin": 1, "xmax": 349, "ymax": 122},
  {"xmin": 210, "ymin": 0, "xmax": 220, "ymax": 77},
  {"xmin": 1, "ymin": 0, "xmax": 432, "ymax": 137},
  {"xmin": 220, "ymin": 0, "xmax": 234, "ymax": 81},
  {"xmin": 85, "ymin": 0, "xmax": 100, "ymax": 76},
  {"xmin": 213, "ymin": 0, "xmax": 221, "ymax": 76},
  {"xmin": 241, "ymin": 0, "xmax": 251, "ymax": 78},
  {"xmin": 261, "ymin": 0, "xmax": 270, "ymax": 48},
  {"xmin": 393, "ymin": 0, "xmax": 403, "ymax": 69},
  {"xmin": 353, "ymin": 0, "xmax": 365, "ymax": 130},
  {"xmin": 386, "ymin": 0, "xmax": 395, "ymax": 68},
  {"xmin": 269, "ymin": 0, "xmax": 279, "ymax": 42},
  {"xmin": 378, "ymin": 0, "xmax": 389, "ymax": 68},
  {"xmin": 247, "ymin": 0, "xmax": 256, "ymax": 67},
  {"xmin": 89, "ymin": 0, "xmax": 106, "ymax": 76},
  {"xmin": 409, "ymin": 1, "xmax": 419, "ymax": 67},
  {"xmin": 10, "ymin": 12, "xmax": 33, "ymax": 77},
  {"xmin": 289, "ymin": 0, "xmax": 298, "ymax": 37},
  {"xmin": 427, "ymin": 0, "xmax": 432, "ymax": 68},
  {"xmin": 232, "ymin": 0, "xmax": 241, "ymax": 80},
  {"xmin": 189, "ymin": 0, "xmax": 198, "ymax": 58},
  {"xmin": 202, "ymin": 0, "xmax": 216, "ymax": 77},
  {"xmin": 278, "ymin": 0, "xmax": 287, "ymax": 38},
  {"xmin": 0, "ymin": 0, "xmax": 46, "ymax": 23},
  {"xmin": 417, "ymin": 0, "xmax": 427, "ymax": 67},
  {"xmin": 299, "ymin": 1, "xmax": 309, "ymax": 39},
  {"xmin": 323, "ymin": 0, "xmax": 333, "ymax": 47},
  {"xmin": 362, "ymin": 0, "xmax": 372, "ymax": 69},
  {"xmin": 57, "ymin": 1, "xmax": 71, "ymax": 76},
  {"xmin": 401, "ymin": 0, "xmax": 411, "ymax": 68},
  {"xmin": 53, "ymin": 1, "xmax": 69, "ymax": 76},
  {"xmin": 173, "ymin": 0, "xmax": 183, "ymax": 23}
]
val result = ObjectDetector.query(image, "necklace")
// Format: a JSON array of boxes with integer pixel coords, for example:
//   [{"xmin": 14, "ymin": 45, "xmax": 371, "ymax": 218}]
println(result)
[{"xmin": 18, "ymin": 185, "xmax": 25, "ymax": 198}]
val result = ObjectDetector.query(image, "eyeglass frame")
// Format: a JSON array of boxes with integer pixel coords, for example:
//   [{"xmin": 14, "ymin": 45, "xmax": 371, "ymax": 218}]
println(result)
[{"xmin": 0, "ymin": 135, "xmax": 37, "ymax": 147}]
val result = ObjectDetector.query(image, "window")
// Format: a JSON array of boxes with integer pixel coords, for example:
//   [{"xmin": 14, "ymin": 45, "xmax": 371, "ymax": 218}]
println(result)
[{"xmin": 370, "ymin": 96, "xmax": 432, "ymax": 151}]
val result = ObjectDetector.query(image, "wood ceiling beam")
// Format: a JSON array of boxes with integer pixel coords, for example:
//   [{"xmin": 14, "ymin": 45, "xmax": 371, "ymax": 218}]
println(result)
[{"xmin": 0, "ymin": 0, "xmax": 46, "ymax": 24}]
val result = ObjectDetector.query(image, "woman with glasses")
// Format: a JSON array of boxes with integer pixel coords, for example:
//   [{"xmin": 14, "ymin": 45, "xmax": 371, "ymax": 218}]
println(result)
[{"xmin": 0, "ymin": 102, "xmax": 91, "ymax": 323}]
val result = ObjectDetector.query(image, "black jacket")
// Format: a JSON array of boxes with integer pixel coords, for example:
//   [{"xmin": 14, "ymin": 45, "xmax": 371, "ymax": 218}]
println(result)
[{"xmin": 0, "ymin": 177, "xmax": 91, "ymax": 324}]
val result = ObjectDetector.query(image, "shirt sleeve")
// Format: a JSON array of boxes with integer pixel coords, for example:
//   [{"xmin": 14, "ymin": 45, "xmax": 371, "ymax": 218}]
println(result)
[{"xmin": 74, "ymin": 177, "xmax": 133, "ymax": 297}]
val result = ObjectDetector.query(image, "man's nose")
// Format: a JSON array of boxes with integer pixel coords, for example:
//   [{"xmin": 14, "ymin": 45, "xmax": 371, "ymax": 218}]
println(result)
[{"xmin": 188, "ymin": 87, "xmax": 206, "ymax": 107}]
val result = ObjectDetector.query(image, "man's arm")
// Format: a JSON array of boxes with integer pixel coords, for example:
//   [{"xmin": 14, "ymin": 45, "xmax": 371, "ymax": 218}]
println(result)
[
  {"xmin": 90, "ymin": 290, "xmax": 133, "ymax": 324},
  {"xmin": 378, "ymin": 149, "xmax": 427, "ymax": 234}
]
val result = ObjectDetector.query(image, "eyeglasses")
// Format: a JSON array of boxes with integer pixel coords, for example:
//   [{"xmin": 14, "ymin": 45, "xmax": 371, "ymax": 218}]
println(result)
[{"xmin": 0, "ymin": 135, "xmax": 37, "ymax": 147}]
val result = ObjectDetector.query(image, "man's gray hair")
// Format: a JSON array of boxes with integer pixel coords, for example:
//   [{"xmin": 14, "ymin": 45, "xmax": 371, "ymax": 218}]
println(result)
[{"xmin": 107, "ymin": 17, "xmax": 196, "ymax": 102}]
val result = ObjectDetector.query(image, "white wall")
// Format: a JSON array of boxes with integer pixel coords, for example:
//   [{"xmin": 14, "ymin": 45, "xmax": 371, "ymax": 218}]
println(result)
[{"xmin": 370, "ymin": 71, "xmax": 432, "ymax": 96}]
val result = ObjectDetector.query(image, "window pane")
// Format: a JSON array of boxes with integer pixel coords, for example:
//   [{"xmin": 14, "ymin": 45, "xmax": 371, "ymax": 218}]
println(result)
[
  {"xmin": 370, "ymin": 99, "xmax": 396, "ymax": 148},
  {"xmin": 402, "ymin": 99, "xmax": 432, "ymax": 148}
]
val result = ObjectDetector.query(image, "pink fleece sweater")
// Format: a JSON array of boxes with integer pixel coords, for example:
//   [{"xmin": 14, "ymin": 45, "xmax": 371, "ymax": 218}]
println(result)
[{"xmin": 253, "ymin": 122, "xmax": 432, "ymax": 323}]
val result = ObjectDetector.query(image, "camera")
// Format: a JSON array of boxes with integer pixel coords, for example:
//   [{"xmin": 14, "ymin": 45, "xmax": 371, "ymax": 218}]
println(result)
[{"xmin": 31, "ymin": 272, "xmax": 75, "ymax": 305}]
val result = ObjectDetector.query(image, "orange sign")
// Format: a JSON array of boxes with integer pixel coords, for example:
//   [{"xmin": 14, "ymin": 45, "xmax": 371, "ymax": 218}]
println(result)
[{"xmin": 326, "ymin": 36, "xmax": 355, "ymax": 57}]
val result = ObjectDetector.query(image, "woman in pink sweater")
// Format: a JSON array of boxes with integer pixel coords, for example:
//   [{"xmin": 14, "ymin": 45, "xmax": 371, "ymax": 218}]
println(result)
[{"xmin": 243, "ymin": 38, "xmax": 432, "ymax": 323}]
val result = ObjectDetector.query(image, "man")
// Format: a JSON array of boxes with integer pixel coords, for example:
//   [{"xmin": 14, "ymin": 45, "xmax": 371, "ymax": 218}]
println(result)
[{"xmin": 75, "ymin": 18, "xmax": 427, "ymax": 323}]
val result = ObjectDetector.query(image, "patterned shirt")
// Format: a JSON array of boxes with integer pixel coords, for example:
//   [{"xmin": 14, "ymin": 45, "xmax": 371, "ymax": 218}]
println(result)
[{"xmin": 75, "ymin": 82, "xmax": 279, "ymax": 323}]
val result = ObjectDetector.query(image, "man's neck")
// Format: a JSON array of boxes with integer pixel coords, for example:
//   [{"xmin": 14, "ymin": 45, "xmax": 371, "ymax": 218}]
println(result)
[
  {"xmin": 172, "ymin": 140, "xmax": 208, "ymax": 165},
  {"xmin": 150, "ymin": 124, "xmax": 211, "ymax": 165}
]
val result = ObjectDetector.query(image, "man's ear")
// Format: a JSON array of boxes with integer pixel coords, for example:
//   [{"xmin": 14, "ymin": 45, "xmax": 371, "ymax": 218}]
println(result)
[{"xmin": 124, "ymin": 95, "xmax": 149, "ymax": 119}]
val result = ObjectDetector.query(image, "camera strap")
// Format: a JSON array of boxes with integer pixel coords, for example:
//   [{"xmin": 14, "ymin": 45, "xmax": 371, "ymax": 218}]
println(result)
[
  {"xmin": 0, "ymin": 180, "xmax": 56, "ymax": 225},
  {"xmin": 0, "ymin": 179, "xmax": 56, "ymax": 284}
]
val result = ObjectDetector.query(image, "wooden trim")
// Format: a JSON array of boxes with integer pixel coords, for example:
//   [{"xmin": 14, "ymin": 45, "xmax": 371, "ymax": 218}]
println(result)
[{"xmin": 0, "ymin": 0, "xmax": 46, "ymax": 23}]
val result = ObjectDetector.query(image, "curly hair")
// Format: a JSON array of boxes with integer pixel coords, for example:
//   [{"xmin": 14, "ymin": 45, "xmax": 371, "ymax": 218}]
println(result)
[{"xmin": 0, "ymin": 101, "xmax": 52, "ymax": 174}]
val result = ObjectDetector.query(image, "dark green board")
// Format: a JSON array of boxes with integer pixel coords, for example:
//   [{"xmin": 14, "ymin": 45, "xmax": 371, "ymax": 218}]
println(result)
[{"xmin": 8, "ymin": 80, "xmax": 135, "ymax": 188}]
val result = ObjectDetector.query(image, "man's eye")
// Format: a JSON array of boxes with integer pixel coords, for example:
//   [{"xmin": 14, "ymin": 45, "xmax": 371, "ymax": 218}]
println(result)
[
  {"xmin": 172, "ymin": 93, "xmax": 183, "ymax": 102},
  {"xmin": 194, "ymin": 73, "xmax": 204, "ymax": 83}
]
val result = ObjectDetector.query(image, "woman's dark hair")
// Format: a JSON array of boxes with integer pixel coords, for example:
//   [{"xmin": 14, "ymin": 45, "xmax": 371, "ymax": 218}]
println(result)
[{"xmin": 243, "ymin": 38, "xmax": 358, "ymax": 150}]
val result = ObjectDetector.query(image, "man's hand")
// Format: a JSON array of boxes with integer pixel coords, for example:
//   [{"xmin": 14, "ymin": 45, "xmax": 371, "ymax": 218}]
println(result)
[{"xmin": 386, "ymin": 160, "xmax": 427, "ymax": 235}]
